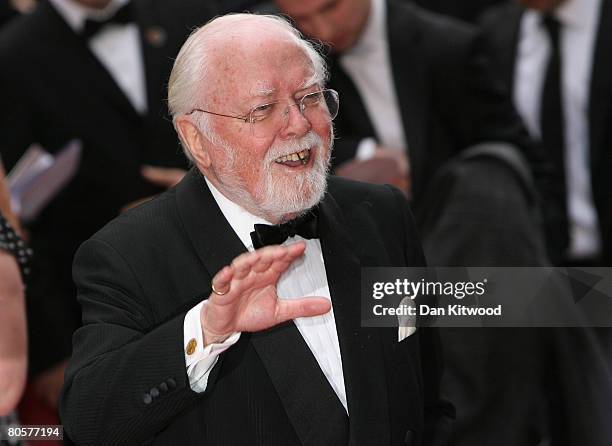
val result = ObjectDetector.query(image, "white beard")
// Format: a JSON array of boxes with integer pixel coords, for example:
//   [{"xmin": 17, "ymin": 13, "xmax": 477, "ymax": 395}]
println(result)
[
  {"xmin": 256, "ymin": 130, "xmax": 331, "ymax": 220},
  {"xmin": 210, "ymin": 129, "xmax": 332, "ymax": 222}
]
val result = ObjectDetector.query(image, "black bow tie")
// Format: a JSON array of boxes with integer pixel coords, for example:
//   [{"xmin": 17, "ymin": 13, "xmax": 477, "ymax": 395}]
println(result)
[
  {"xmin": 250, "ymin": 209, "xmax": 319, "ymax": 249},
  {"xmin": 82, "ymin": 3, "xmax": 134, "ymax": 40}
]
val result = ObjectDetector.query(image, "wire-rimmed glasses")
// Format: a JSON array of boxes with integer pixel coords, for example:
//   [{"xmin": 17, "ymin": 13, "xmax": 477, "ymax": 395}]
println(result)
[{"xmin": 188, "ymin": 89, "xmax": 339, "ymax": 138}]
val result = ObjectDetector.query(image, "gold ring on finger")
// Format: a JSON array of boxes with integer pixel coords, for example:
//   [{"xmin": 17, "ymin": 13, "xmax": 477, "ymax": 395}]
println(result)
[{"xmin": 211, "ymin": 283, "xmax": 229, "ymax": 296}]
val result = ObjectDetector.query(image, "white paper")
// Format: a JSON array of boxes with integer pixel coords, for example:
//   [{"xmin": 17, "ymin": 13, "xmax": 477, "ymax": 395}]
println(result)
[{"xmin": 8, "ymin": 140, "xmax": 82, "ymax": 222}]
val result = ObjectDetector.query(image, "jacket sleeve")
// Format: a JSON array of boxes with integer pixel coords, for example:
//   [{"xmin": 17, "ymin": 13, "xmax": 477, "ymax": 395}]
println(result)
[{"xmin": 60, "ymin": 238, "xmax": 221, "ymax": 445}]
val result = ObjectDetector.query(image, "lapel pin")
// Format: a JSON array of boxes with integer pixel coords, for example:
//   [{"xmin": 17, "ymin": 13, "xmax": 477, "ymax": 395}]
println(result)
[{"xmin": 145, "ymin": 26, "xmax": 167, "ymax": 47}]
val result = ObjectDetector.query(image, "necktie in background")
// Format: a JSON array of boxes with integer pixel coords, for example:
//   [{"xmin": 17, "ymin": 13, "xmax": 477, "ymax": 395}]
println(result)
[
  {"xmin": 540, "ymin": 15, "xmax": 565, "ymax": 169},
  {"xmin": 540, "ymin": 14, "xmax": 569, "ymax": 259}
]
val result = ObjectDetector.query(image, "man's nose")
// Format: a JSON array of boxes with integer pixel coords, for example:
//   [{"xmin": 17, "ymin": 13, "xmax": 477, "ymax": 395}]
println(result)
[{"xmin": 280, "ymin": 103, "xmax": 311, "ymax": 139}]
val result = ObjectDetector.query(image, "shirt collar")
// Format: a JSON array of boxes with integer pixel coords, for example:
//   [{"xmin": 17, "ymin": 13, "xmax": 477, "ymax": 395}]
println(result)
[
  {"xmin": 554, "ymin": 0, "xmax": 601, "ymax": 29},
  {"xmin": 204, "ymin": 177, "xmax": 272, "ymax": 250},
  {"xmin": 342, "ymin": 0, "xmax": 386, "ymax": 57},
  {"xmin": 49, "ymin": 0, "xmax": 131, "ymax": 33}
]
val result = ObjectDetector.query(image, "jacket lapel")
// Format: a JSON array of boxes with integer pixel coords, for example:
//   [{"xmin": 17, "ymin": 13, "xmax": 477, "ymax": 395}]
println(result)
[
  {"xmin": 175, "ymin": 168, "xmax": 247, "ymax": 278},
  {"xmin": 250, "ymin": 323, "xmax": 350, "ymax": 446},
  {"xmin": 133, "ymin": 0, "xmax": 170, "ymax": 122},
  {"xmin": 499, "ymin": 4, "xmax": 523, "ymax": 93},
  {"xmin": 328, "ymin": 56, "xmax": 377, "ymax": 140},
  {"xmin": 588, "ymin": 0, "xmax": 612, "ymax": 171},
  {"xmin": 318, "ymin": 190, "xmax": 391, "ymax": 446},
  {"xmin": 175, "ymin": 169, "xmax": 349, "ymax": 446},
  {"xmin": 386, "ymin": 1, "xmax": 429, "ymax": 197}
]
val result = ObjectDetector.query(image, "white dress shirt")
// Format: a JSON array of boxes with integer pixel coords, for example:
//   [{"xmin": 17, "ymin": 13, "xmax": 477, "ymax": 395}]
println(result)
[
  {"xmin": 339, "ymin": 0, "xmax": 407, "ymax": 160},
  {"xmin": 513, "ymin": 0, "xmax": 602, "ymax": 259},
  {"xmin": 49, "ymin": 0, "xmax": 148, "ymax": 114},
  {"xmin": 183, "ymin": 179, "xmax": 348, "ymax": 413}
]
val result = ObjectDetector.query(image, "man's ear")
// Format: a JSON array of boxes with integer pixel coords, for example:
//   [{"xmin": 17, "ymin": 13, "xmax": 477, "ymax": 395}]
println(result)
[{"xmin": 175, "ymin": 116, "xmax": 212, "ymax": 167}]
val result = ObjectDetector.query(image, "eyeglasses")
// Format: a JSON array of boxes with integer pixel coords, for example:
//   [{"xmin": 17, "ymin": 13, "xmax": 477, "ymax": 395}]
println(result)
[{"xmin": 188, "ymin": 89, "xmax": 340, "ymax": 138}]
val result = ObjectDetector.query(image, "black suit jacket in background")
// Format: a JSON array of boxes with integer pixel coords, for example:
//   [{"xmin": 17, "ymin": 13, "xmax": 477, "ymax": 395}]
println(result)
[
  {"xmin": 417, "ymin": 145, "xmax": 551, "ymax": 446},
  {"xmin": 479, "ymin": 5, "xmax": 612, "ymax": 446},
  {"xmin": 411, "ymin": 0, "xmax": 507, "ymax": 23},
  {"xmin": 479, "ymin": 0, "xmax": 612, "ymax": 263},
  {"xmin": 60, "ymin": 170, "xmax": 454, "ymax": 445},
  {"xmin": 327, "ymin": 0, "xmax": 539, "ymax": 206},
  {"xmin": 0, "ymin": 0, "xmax": 218, "ymax": 373}
]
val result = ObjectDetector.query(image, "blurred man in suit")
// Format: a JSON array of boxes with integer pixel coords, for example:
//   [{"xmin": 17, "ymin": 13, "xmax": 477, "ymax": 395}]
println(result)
[
  {"xmin": 61, "ymin": 13, "xmax": 453, "ymax": 445},
  {"xmin": 274, "ymin": 0, "xmax": 540, "ymax": 206},
  {"xmin": 481, "ymin": 3, "xmax": 612, "ymax": 445},
  {"xmin": 0, "ymin": 0, "xmax": 217, "ymax": 412},
  {"xmin": 417, "ymin": 144, "xmax": 553, "ymax": 446},
  {"xmin": 481, "ymin": 0, "xmax": 612, "ymax": 265}
]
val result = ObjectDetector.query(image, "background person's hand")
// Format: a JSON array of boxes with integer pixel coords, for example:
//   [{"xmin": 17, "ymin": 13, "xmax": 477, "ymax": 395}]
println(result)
[
  {"xmin": 336, "ymin": 146, "xmax": 411, "ymax": 197},
  {"xmin": 32, "ymin": 359, "xmax": 68, "ymax": 411},
  {"xmin": 200, "ymin": 243, "xmax": 331, "ymax": 345},
  {"xmin": 141, "ymin": 165, "xmax": 186, "ymax": 188},
  {"xmin": 120, "ymin": 166, "xmax": 188, "ymax": 213},
  {"xmin": 120, "ymin": 196, "xmax": 155, "ymax": 213}
]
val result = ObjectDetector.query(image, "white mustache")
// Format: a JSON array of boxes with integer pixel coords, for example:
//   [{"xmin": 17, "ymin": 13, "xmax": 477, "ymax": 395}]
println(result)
[{"xmin": 264, "ymin": 132, "xmax": 323, "ymax": 163}]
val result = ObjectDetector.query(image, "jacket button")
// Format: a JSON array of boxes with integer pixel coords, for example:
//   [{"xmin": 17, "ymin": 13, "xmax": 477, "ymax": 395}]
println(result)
[
  {"xmin": 143, "ymin": 393, "xmax": 152, "ymax": 405},
  {"xmin": 404, "ymin": 429, "xmax": 414, "ymax": 445},
  {"xmin": 185, "ymin": 338, "xmax": 197, "ymax": 355},
  {"xmin": 159, "ymin": 382, "xmax": 168, "ymax": 392},
  {"xmin": 167, "ymin": 378, "xmax": 176, "ymax": 389},
  {"xmin": 150, "ymin": 387, "xmax": 160, "ymax": 398}
]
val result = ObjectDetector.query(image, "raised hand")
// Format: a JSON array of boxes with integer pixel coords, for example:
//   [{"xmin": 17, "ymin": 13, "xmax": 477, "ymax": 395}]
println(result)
[{"xmin": 200, "ymin": 242, "xmax": 331, "ymax": 345}]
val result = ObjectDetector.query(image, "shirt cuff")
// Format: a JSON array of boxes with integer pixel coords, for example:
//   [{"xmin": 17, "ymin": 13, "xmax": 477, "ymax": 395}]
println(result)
[
  {"xmin": 183, "ymin": 300, "xmax": 241, "ymax": 393},
  {"xmin": 355, "ymin": 137, "xmax": 378, "ymax": 161}
]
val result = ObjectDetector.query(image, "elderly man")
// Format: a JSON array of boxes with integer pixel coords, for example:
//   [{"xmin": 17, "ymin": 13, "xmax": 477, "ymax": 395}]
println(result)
[{"xmin": 60, "ymin": 13, "xmax": 453, "ymax": 446}]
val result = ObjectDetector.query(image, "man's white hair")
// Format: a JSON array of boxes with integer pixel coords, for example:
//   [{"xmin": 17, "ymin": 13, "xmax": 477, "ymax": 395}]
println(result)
[{"xmin": 167, "ymin": 13, "xmax": 329, "ymax": 160}]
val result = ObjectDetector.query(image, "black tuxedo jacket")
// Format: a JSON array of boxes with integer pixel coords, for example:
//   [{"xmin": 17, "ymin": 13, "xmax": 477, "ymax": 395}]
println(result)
[
  {"xmin": 60, "ymin": 169, "xmax": 454, "ymax": 445},
  {"xmin": 480, "ymin": 1, "xmax": 612, "ymax": 263},
  {"xmin": 0, "ymin": 0, "xmax": 217, "ymax": 372},
  {"xmin": 327, "ymin": 0, "xmax": 537, "ymax": 205}
]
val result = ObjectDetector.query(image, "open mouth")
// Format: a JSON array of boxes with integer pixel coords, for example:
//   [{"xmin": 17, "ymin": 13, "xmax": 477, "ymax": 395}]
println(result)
[{"xmin": 274, "ymin": 148, "xmax": 312, "ymax": 167}]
